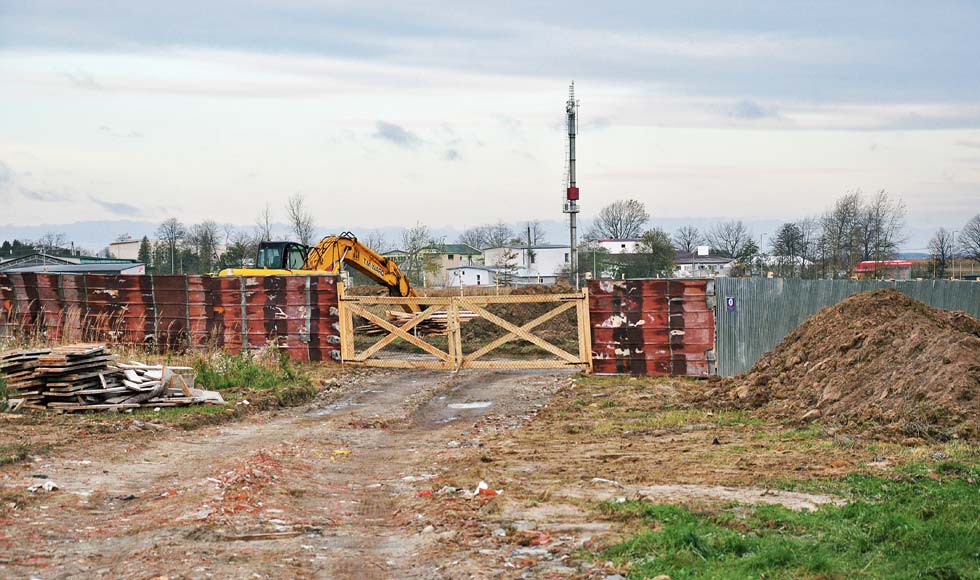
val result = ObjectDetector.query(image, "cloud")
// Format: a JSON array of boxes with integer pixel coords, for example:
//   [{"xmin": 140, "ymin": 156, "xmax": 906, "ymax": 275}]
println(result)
[
  {"xmin": 99, "ymin": 125, "xmax": 144, "ymax": 139},
  {"xmin": 0, "ymin": 161, "xmax": 12, "ymax": 188},
  {"xmin": 730, "ymin": 99, "xmax": 778, "ymax": 120},
  {"xmin": 372, "ymin": 121, "xmax": 420, "ymax": 148},
  {"xmin": 958, "ymin": 140, "xmax": 980, "ymax": 150},
  {"xmin": 62, "ymin": 70, "xmax": 103, "ymax": 91},
  {"xmin": 88, "ymin": 195, "xmax": 143, "ymax": 217},
  {"xmin": 21, "ymin": 189, "xmax": 71, "ymax": 202},
  {"xmin": 444, "ymin": 148, "xmax": 461, "ymax": 161}
]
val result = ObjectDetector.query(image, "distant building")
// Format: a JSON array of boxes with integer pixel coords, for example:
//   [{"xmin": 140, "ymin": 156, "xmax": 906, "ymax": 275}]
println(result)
[
  {"xmin": 852, "ymin": 260, "xmax": 913, "ymax": 280},
  {"xmin": 447, "ymin": 265, "xmax": 505, "ymax": 287},
  {"xmin": 672, "ymin": 251, "xmax": 737, "ymax": 278},
  {"xmin": 594, "ymin": 238, "xmax": 642, "ymax": 254},
  {"xmin": 108, "ymin": 238, "xmax": 146, "ymax": 261},
  {"xmin": 482, "ymin": 244, "xmax": 571, "ymax": 285},
  {"xmin": 0, "ymin": 253, "xmax": 144, "ymax": 275},
  {"xmin": 382, "ymin": 243, "xmax": 482, "ymax": 287}
]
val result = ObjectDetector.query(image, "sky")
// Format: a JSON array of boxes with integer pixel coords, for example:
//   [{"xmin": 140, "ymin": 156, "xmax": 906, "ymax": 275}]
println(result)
[{"xmin": 1, "ymin": 1, "xmax": 979, "ymax": 252}]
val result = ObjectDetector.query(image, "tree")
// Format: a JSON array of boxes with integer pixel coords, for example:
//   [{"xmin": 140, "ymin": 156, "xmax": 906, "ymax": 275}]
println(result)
[
  {"xmin": 706, "ymin": 220, "xmax": 757, "ymax": 262},
  {"xmin": 285, "ymin": 193, "xmax": 316, "ymax": 246},
  {"xmin": 219, "ymin": 229, "xmax": 258, "ymax": 269},
  {"xmin": 363, "ymin": 231, "xmax": 389, "ymax": 254},
  {"xmin": 627, "ymin": 228, "xmax": 675, "ymax": 278},
  {"xmin": 36, "ymin": 232, "xmax": 68, "ymax": 254},
  {"xmin": 588, "ymin": 199, "xmax": 649, "ymax": 240},
  {"xmin": 929, "ymin": 228, "xmax": 956, "ymax": 278},
  {"xmin": 255, "ymin": 203, "xmax": 275, "ymax": 242},
  {"xmin": 858, "ymin": 189, "xmax": 906, "ymax": 266},
  {"xmin": 819, "ymin": 191, "xmax": 863, "ymax": 278},
  {"xmin": 673, "ymin": 226, "xmax": 705, "ymax": 253},
  {"xmin": 493, "ymin": 248, "xmax": 521, "ymax": 286},
  {"xmin": 771, "ymin": 222, "xmax": 805, "ymax": 277},
  {"xmin": 156, "ymin": 218, "xmax": 186, "ymax": 274},
  {"xmin": 137, "ymin": 236, "xmax": 152, "ymax": 271},
  {"xmin": 458, "ymin": 222, "xmax": 514, "ymax": 250},
  {"xmin": 400, "ymin": 223, "xmax": 435, "ymax": 286},
  {"xmin": 960, "ymin": 214, "xmax": 980, "ymax": 264},
  {"xmin": 187, "ymin": 220, "xmax": 220, "ymax": 273}
]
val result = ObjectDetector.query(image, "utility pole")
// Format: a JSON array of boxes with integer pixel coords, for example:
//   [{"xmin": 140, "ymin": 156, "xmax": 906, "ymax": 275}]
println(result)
[{"xmin": 563, "ymin": 82, "xmax": 580, "ymax": 289}]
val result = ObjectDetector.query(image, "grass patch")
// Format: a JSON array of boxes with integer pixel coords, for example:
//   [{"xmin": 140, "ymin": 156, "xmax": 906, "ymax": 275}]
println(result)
[
  {"xmin": 597, "ymin": 467, "xmax": 980, "ymax": 579},
  {"xmin": 194, "ymin": 351, "xmax": 301, "ymax": 391},
  {"xmin": 0, "ymin": 374, "xmax": 7, "ymax": 412},
  {"xmin": 0, "ymin": 443, "xmax": 30, "ymax": 465},
  {"xmin": 593, "ymin": 409, "xmax": 760, "ymax": 434}
]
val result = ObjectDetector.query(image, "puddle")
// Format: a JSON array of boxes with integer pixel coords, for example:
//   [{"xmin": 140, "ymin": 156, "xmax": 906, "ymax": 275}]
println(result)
[{"xmin": 448, "ymin": 401, "xmax": 492, "ymax": 410}]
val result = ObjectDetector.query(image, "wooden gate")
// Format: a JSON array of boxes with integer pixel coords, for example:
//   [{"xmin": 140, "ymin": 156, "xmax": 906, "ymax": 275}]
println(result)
[{"xmin": 337, "ymin": 285, "xmax": 592, "ymax": 371}]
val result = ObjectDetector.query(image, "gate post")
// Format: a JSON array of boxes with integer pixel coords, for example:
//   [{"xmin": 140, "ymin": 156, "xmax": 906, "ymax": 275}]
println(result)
[
  {"xmin": 577, "ymin": 287, "xmax": 593, "ymax": 373},
  {"xmin": 448, "ymin": 297, "xmax": 462, "ymax": 371},
  {"xmin": 337, "ymin": 281, "xmax": 355, "ymax": 364}
]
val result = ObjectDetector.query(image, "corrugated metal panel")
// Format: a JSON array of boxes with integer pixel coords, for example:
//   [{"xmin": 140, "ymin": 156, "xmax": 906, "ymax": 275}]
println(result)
[
  {"xmin": 0, "ymin": 273, "xmax": 341, "ymax": 362},
  {"xmin": 589, "ymin": 279, "xmax": 714, "ymax": 377},
  {"xmin": 714, "ymin": 278, "xmax": 980, "ymax": 376}
]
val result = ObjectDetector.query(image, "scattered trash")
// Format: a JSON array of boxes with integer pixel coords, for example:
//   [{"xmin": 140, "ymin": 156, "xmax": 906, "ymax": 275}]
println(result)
[
  {"xmin": 492, "ymin": 528, "xmax": 507, "ymax": 537},
  {"xmin": 113, "ymin": 494, "xmax": 138, "ymax": 501},
  {"xmin": 472, "ymin": 481, "xmax": 503, "ymax": 497},
  {"xmin": 416, "ymin": 490, "xmax": 433, "ymax": 497},
  {"xmin": 401, "ymin": 474, "xmax": 436, "ymax": 482},
  {"xmin": 448, "ymin": 401, "xmax": 493, "ymax": 410},
  {"xmin": 436, "ymin": 486, "xmax": 461, "ymax": 495},
  {"xmin": 590, "ymin": 477, "xmax": 620, "ymax": 486},
  {"xmin": 27, "ymin": 480, "xmax": 58, "ymax": 493}
]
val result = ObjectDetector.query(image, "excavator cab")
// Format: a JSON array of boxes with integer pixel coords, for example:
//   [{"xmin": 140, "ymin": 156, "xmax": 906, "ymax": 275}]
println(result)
[{"xmin": 255, "ymin": 241, "xmax": 309, "ymax": 270}]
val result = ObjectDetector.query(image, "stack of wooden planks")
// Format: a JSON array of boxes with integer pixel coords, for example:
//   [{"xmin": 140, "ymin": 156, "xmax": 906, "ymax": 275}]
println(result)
[
  {"xmin": 356, "ymin": 310, "xmax": 479, "ymax": 337},
  {"xmin": 0, "ymin": 343, "xmax": 223, "ymax": 412}
]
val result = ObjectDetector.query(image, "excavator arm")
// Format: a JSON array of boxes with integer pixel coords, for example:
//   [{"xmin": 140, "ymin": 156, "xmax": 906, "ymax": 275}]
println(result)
[
  {"xmin": 304, "ymin": 233, "xmax": 420, "ymax": 312},
  {"xmin": 218, "ymin": 232, "xmax": 420, "ymax": 313}
]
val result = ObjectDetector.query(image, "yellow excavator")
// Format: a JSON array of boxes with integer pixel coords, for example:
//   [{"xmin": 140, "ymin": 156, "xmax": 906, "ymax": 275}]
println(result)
[{"xmin": 218, "ymin": 232, "xmax": 420, "ymax": 313}]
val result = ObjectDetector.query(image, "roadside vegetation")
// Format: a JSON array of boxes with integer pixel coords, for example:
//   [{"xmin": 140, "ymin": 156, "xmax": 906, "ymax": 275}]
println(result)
[{"xmin": 598, "ymin": 461, "xmax": 980, "ymax": 579}]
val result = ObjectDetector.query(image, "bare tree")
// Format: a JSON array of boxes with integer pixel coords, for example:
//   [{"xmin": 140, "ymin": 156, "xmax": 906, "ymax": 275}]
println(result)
[
  {"xmin": 400, "ymin": 223, "xmax": 435, "ymax": 286},
  {"xmin": 255, "ymin": 203, "xmax": 275, "ymax": 242},
  {"xmin": 859, "ymin": 189, "xmax": 906, "ymax": 266},
  {"xmin": 362, "ymin": 231, "xmax": 389, "ymax": 253},
  {"xmin": 819, "ymin": 191, "xmax": 863, "ymax": 278},
  {"xmin": 458, "ymin": 222, "xmax": 514, "ymax": 250},
  {"xmin": 36, "ymin": 232, "xmax": 69, "ymax": 254},
  {"xmin": 771, "ymin": 222, "xmax": 804, "ymax": 277},
  {"xmin": 706, "ymin": 220, "xmax": 757, "ymax": 261},
  {"xmin": 673, "ymin": 226, "xmax": 704, "ymax": 253},
  {"xmin": 187, "ymin": 220, "xmax": 221, "ymax": 273},
  {"xmin": 960, "ymin": 214, "xmax": 980, "ymax": 264},
  {"xmin": 630, "ymin": 227, "xmax": 675, "ymax": 277},
  {"xmin": 587, "ymin": 199, "xmax": 649, "ymax": 240},
  {"xmin": 156, "ymin": 218, "xmax": 186, "ymax": 274},
  {"xmin": 285, "ymin": 193, "xmax": 316, "ymax": 246},
  {"xmin": 797, "ymin": 216, "xmax": 820, "ymax": 278},
  {"xmin": 929, "ymin": 228, "xmax": 956, "ymax": 278}
]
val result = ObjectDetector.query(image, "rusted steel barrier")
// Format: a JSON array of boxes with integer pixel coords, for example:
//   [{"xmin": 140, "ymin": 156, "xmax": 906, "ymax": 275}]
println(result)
[
  {"xmin": 0, "ymin": 273, "xmax": 340, "ymax": 362},
  {"xmin": 589, "ymin": 279, "xmax": 715, "ymax": 377}
]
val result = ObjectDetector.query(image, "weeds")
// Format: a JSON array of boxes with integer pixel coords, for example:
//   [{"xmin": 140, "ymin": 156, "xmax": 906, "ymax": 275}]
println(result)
[
  {"xmin": 194, "ymin": 350, "xmax": 302, "ymax": 391},
  {"xmin": 598, "ymin": 466, "xmax": 980, "ymax": 579},
  {"xmin": 0, "ymin": 374, "xmax": 6, "ymax": 412}
]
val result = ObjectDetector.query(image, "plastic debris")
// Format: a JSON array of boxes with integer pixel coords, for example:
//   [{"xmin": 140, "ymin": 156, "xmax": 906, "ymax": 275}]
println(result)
[
  {"xmin": 28, "ymin": 480, "xmax": 58, "ymax": 493},
  {"xmin": 472, "ymin": 481, "xmax": 503, "ymax": 497}
]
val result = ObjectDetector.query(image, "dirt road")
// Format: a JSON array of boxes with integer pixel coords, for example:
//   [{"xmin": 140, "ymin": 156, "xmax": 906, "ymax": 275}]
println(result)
[{"xmin": 0, "ymin": 369, "xmax": 572, "ymax": 579}]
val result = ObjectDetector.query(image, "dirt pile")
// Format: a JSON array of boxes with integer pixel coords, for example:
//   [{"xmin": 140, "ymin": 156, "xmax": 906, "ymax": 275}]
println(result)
[{"xmin": 722, "ymin": 288, "xmax": 980, "ymax": 439}]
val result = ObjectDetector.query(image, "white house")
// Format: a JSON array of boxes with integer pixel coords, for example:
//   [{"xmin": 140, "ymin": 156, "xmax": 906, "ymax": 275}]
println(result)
[
  {"xmin": 594, "ymin": 238, "xmax": 641, "ymax": 254},
  {"xmin": 672, "ymin": 251, "xmax": 737, "ymax": 278},
  {"xmin": 447, "ymin": 265, "xmax": 504, "ymax": 287},
  {"xmin": 481, "ymin": 244, "xmax": 571, "ymax": 285}
]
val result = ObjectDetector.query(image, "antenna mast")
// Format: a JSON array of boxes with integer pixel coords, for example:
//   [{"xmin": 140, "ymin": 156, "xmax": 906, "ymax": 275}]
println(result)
[{"xmin": 562, "ymin": 81, "xmax": 580, "ymax": 288}]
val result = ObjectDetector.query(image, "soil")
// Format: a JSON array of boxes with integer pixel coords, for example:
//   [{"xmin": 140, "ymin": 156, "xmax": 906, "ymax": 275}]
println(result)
[
  {"xmin": 1, "ymin": 366, "xmax": 966, "ymax": 579},
  {"xmin": 713, "ymin": 288, "xmax": 980, "ymax": 439}
]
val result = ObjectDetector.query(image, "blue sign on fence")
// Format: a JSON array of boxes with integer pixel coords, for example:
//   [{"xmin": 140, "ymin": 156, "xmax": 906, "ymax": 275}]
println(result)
[{"xmin": 725, "ymin": 296, "xmax": 736, "ymax": 312}]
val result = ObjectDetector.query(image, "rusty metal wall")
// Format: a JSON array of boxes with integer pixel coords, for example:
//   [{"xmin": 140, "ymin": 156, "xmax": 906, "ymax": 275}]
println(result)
[
  {"xmin": 589, "ymin": 279, "xmax": 715, "ymax": 377},
  {"xmin": 0, "ymin": 273, "xmax": 341, "ymax": 362}
]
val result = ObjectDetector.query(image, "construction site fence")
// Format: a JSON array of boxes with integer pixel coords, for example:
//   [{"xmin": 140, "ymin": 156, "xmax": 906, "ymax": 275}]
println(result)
[
  {"xmin": 588, "ymin": 279, "xmax": 715, "ymax": 378},
  {"xmin": 0, "ymin": 272, "xmax": 341, "ymax": 362},
  {"xmin": 714, "ymin": 277, "xmax": 980, "ymax": 376}
]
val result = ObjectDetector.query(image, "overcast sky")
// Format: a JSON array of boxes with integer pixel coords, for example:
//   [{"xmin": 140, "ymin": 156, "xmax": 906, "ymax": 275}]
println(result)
[{"xmin": 1, "ymin": 1, "xmax": 978, "ymax": 250}]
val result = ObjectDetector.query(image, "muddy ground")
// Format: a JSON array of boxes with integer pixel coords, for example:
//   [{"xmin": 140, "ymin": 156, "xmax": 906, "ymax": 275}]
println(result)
[{"xmin": 0, "ymin": 369, "xmax": 966, "ymax": 579}]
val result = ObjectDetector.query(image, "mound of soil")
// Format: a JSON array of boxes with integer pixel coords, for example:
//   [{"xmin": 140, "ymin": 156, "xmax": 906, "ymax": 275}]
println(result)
[{"xmin": 722, "ymin": 288, "xmax": 980, "ymax": 439}]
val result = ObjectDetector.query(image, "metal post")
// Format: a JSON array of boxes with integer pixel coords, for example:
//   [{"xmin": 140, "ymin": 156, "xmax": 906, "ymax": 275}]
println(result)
[{"xmin": 563, "ymin": 82, "xmax": 580, "ymax": 289}]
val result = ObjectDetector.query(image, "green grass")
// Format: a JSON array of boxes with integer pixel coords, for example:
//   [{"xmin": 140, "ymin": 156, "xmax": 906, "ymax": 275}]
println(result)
[
  {"xmin": 598, "ymin": 466, "xmax": 980, "ymax": 579},
  {"xmin": 194, "ymin": 351, "xmax": 301, "ymax": 391},
  {"xmin": 0, "ymin": 374, "xmax": 6, "ymax": 412}
]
